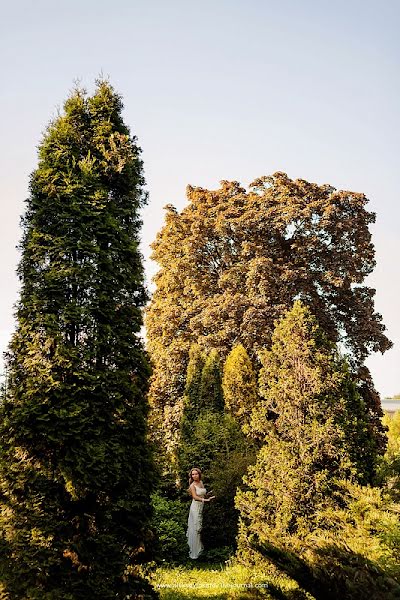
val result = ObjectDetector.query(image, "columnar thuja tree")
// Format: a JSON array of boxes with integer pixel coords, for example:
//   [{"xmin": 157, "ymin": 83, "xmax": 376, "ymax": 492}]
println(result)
[
  {"xmin": 0, "ymin": 81, "xmax": 156, "ymax": 599},
  {"xmin": 146, "ymin": 173, "xmax": 391, "ymax": 470},
  {"xmin": 177, "ymin": 345, "xmax": 255, "ymax": 550},
  {"xmin": 222, "ymin": 344, "xmax": 258, "ymax": 431},
  {"xmin": 236, "ymin": 301, "xmax": 356, "ymax": 545},
  {"xmin": 177, "ymin": 345, "xmax": 205, "ymax": 481},
  {"xmin": 178, "ymin": 346, "xmax": 224, "ymax": 484},
  {"xmin": 199, "ymin": 349, "xmax": 224, "ymax": 413}
]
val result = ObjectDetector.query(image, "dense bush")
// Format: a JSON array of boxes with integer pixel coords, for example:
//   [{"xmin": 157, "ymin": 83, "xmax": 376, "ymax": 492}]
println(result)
[
  {"xmin": 245, "ymin": 481, "xmax": 400, "ymax": 599},
  {"xmin": 377, "ymin": 411, "xmax": 400, "ymax": 500},
  {"xmin": 150, "ymin": 493, "xmax": 188, "ymax": 565},
  {"xmin": 203, "ymin": 444, "xmax": 257, "ymax": 551}
]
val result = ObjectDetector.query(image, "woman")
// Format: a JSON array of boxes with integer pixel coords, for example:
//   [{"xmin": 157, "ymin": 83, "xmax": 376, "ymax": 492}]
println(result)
[{"xmin": 186, "ymin": 467, "xmax": 215, "ymax": 559}]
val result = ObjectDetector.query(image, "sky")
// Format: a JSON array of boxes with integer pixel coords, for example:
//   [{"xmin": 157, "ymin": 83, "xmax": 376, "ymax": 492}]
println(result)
[{"xmin": 0, "ymin": 0, "xmax": 399, "ymax": 397}]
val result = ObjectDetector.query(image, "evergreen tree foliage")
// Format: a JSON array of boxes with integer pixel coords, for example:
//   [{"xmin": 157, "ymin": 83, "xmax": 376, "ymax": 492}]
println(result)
[
  {"xmin": 377, "ymin": 411, "xmax": 400, "ymax": 500},
  {"xmin": 177, "ymin": 346, "xmax": 256, "ymax": 552},
  {"xmin": 146, "ymin": 173, "xmax": 391, "ymax": 463},
  {"xmin": 177, "ymin": 345, "xmax": 219, "ymax": 485},
  {"xmin": 236, "ymin": 302, "xmax": 399, "ymax": 597},
  {"xmin": 249, "ymin": 481, "xmax": 400, "ymax": 600},
  {"xmin": 249, "ymin": 301, "xmax": 380, "ymax": 482},
  {"xmin": 177, "ymin": 345, "xmax": 205, "ymax": 475},
  {"xmin": 184, "ymin": 344, "xmax": 205, "ymax": 409},
  {"xmin": 199, "ymin": 348, "xmax": 224, "ymax": 412},
  {"xmin": 336, "ymin": 374, "xmax": 382, "ymax": 484},
  {"xmin": 0, "ymin": 81, "xmax": 156, "ymax": 599},
  {"xmin": 237, "ymin": 300, "xmax": 343, "ymax": 533},
  {"xmin": 177, "ymin": 347, "xmax": 224, "ymax": 483},
  {"xmin": 201, "ymin": 429, "xmax": 257, "ymax": 552},
  {"xmin": 222, "ymin": 344, "xmax": 257, "ymax": 430}
]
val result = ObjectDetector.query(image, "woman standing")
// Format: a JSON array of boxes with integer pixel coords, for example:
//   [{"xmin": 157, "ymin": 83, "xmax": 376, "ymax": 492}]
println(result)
[{"xmin": 186, "ymin": 467, "xmax": 215, "ymax": 559}]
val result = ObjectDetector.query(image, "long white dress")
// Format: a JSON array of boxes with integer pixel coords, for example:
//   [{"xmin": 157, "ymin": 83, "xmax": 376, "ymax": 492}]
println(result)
[{"xmin": 186, "ymin": 485, "xmax": 206, "ymax": 559}]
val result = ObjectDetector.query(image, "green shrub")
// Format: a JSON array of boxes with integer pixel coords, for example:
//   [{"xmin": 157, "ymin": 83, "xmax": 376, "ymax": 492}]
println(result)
[
  {"xmin": 237, "ymin": 475, "xmax": 400, "ymax": 599},
  {"xmin": 377, "ymin": 412, "xmax": 400, "ymax": 500},
  {"xmin": 151, "ymin": 493, "xmax": 188, "ymax": 564},
  {"xmin": 203, "ymin": 444, "xmax": 256, "ymax": 551}
]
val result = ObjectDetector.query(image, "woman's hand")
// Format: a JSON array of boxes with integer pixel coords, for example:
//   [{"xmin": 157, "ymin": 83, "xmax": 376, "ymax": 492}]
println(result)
[{"xmin": 204, "ymin": 496, "xmax": 215, "ymax": 502}]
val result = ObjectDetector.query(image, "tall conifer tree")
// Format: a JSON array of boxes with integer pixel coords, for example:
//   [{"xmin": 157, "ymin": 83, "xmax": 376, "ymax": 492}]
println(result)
[
  {"xmin": 236, "ymin": 302, "xmax": 356, "ymax": 544},
  {"xmin": 222, "ymin": 344, "xmax": 257, "ymax": 430},
  {"xmin": 199, "ymin": 348, "xmax": 224, "ymax": 412},
  {"xmin": 178, "ymin": 346, "xmax": 224, "ymax": 484},
  {"xmin": 177, "ymin": 345, "xmax": 205, "ymax": 483},
  {"xmin": 0, "ymin": 81, "xmax": 156, "ymax": 599},
  {"xmin": 236, "ymin": 301, "xmax": 400, "ymax": 598},
  {"xmin": 177, "ymin": 346, "xmax": 254, "ymax": 550}
]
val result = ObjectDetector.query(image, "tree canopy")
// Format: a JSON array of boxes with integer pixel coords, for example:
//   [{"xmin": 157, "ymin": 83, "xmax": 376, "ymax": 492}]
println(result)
[{"xmin": 146, "ymin": 173, "xmax": 391, "ymax": 458}]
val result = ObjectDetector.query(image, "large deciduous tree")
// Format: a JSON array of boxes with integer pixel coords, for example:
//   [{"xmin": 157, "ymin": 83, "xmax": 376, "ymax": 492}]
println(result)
[
  {"xmin": 0, "ymin": 81, "xmax": 156, "ymax": 599},
  {"xmin": 146, "ymin": 173, "xmax": 391, "ymax": 462}
]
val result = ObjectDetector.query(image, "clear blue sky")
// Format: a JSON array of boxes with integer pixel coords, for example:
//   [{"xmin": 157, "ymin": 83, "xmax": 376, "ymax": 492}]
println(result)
[{"xmin": 1, "ymin": 0, "xmax": 399, "ymax": 396}]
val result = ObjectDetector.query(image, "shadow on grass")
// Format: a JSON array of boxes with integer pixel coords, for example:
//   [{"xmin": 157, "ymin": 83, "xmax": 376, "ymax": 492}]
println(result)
[{"xmin": 253, "ymin": 538, "xmax": 400, "ymax": 600}]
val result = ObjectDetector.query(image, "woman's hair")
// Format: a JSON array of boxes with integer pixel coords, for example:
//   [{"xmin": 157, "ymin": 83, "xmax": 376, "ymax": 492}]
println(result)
[{"xmin": 187, "ymin": 467, "xmax": 202, "ymax": 493}]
